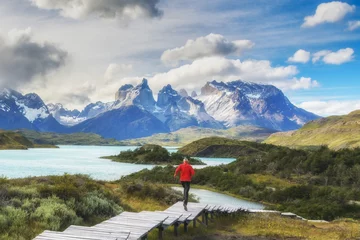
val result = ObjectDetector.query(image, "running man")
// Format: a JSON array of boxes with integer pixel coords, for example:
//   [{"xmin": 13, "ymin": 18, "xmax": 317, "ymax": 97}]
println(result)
[{"xmin": 174, "ymin": 157, "xmax": 195, "ymax": 211}]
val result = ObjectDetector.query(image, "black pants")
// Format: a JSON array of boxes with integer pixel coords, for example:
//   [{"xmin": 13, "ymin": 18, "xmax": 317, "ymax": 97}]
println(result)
[{"xmin": 181, "ymin": 181, "xmax": 191, "ymax": 205}]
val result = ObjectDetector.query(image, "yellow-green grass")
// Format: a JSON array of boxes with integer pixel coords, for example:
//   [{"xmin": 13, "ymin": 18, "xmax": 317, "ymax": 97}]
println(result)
[
  {"xmin": 235, "ymin": 214, "xmax": 360, "ymax": 240},
  {"xmin": 104, "ymin": 183, "xmax": 170, "ymax": 212},
  {"xmin": 146, "ymin": 214, "xmax": 360, "ymax": 240},
  {"xmin": 248, "ymin": 174, "xmax": 298, "ymax": 189},
  {"xmin": 264, "ymin": 110, "xmax": 360, "ymax": 150}
]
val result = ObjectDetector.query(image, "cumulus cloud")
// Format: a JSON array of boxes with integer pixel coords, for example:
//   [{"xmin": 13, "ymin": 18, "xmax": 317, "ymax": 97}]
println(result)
[
  {"xmin": 298, "ymin": 100, "xmax": 360, "ymax": 116},
  {"xmin": 302, "ymin": 1, "xmax": 355, "ymax": 28},
  {"xmin": 276, "ymin": 77, "xmax": 319, "ymax": 90},
  {"xmin": 29, "ymin": 0, "xmax": 162, "ymax": 23},
  {"xmin": 288, "ymin": 49, "xmax": 311, "ymax": 63},
  {"xmin": 104, "ymin": 63, "xmax": 133, "ymax": 82},
  {"xmin": 145, "ymin": 57, "xmax": 317, "ymax": 93},
  {"xmin": 161, "ymin": 33, "xmax": 255, "ymax": 65},
  {"xmin": 312, "ymin": 48, "xmax": 354, "ymax": 65},
  {"xmin": 0, "ymin": 27, "xmax": 68, "ymax": 89},
  {"xmin": 348, "ymin": 21, "xmax": 360, "ymax": 31}
]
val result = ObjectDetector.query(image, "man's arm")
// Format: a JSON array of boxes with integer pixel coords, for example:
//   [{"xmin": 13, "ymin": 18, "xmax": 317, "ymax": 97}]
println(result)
[
  {"xmin": 190, "ymin": 165, "xmax": 195, "ymax": 177},
  {"xmin": 174, "ymin": 165, "xmax": 181, "ymax": 178}
]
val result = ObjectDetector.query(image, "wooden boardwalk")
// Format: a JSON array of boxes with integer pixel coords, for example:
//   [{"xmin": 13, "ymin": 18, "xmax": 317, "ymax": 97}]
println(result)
[{"xmin": 34, "ymin": 201, "xmax": 248, "ymax": 240}]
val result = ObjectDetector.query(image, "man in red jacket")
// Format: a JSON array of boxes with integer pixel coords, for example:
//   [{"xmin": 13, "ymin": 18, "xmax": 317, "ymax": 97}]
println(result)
[{"xmin": 174, "ymin": 157, "xmax": 195, "ymax": 211}]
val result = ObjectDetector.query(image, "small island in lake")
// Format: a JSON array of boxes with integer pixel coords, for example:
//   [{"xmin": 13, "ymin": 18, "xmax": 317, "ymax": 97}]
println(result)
[{"xmin": 102, "ymin": 144, "xmax": 206, "ymax": 165}]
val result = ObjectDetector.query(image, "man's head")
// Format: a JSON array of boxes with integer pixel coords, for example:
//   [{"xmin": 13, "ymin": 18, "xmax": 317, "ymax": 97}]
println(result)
[{"xmin": 183, "ymin": 157, "xmax": 189, "ymax": 163}]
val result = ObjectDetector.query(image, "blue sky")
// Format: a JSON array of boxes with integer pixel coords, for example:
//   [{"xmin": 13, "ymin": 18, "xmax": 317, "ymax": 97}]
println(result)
[{"xmin": 0, "ymin": 0, "xmax": 359, "ymax": 116}]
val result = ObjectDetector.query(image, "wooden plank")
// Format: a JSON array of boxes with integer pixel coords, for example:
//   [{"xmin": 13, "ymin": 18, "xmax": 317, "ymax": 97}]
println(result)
[
  {"xmin": 64, "ymin": 226, "xmax": 131, "ymax": 238},
  {"xmin": 34, "ymin": 230, "xmax": 122, "ymax": 240},
  {"xmin": 139, "ymin": 211, "xmax": 180, "ymax": 226}
]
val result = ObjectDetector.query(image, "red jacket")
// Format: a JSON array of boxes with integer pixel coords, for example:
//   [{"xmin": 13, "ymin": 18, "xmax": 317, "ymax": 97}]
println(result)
[{"xmin": 175, "ymin": 162, "xmax": 195, "ymax": 182}]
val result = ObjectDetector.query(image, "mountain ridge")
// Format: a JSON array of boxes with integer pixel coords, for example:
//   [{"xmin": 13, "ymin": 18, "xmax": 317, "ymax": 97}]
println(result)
[{"xmin": 0, "ymin": 79, "xmax": 319, "ymax": 140}]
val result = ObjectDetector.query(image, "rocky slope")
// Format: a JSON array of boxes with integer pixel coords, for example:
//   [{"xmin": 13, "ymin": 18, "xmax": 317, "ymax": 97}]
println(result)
[
  {"xmin": 0, "ymin": 88, "xmax": 67, "ymax": 132},
  {"xmin": 69, "ymin": 105, "xmax": 169, "ymax": 140},
  {"xmin": 196, "ymin": 80, "xmax": 319, "ymax": 131}
]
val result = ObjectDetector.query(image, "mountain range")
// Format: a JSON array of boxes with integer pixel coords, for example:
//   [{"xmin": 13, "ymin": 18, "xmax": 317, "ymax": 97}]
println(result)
[{"xmin": 0, "ymin": 79, "xmax": 319, "ymax": 140}]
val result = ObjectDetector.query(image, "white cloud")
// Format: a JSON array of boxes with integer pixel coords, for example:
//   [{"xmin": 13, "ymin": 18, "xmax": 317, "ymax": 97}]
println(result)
[
  {"xmin": 144, "ymin": 57, "xmax": 317, "ymax": 94},
  {"xmin": 104, "ymin": 63, "xmax": 133, "ymax": 82},
  {"xmin": 288, "ymin": 49, "xmax": 311, "ymax": 63},
  {"xmin": 348, "ymin": 21, "xmax": 360, "ymax": 31},
  {"xmin": 297, "ymin": 100, "xmax": 360, "ymax": 116},
  {"xmin": 302, "ymin": 1, "xmax": 355, "ymax": 28},
  {"xmin": 312, "ymin": 50, "xmax": 332, "ymax": 63},
  {"xmin": 29, "ymin": 0, "xmax": 162, "ymax": 23},
  {"xmin": 312, "ymin": 48, "xmax": 354, "ymax": 64},
  {"xmin": 278, "ymin": 77, "xmax": 319, "ymax": 90},
  {"xmin": 161, "ymin": 33, "xmax": 254, "ymax": 65}
]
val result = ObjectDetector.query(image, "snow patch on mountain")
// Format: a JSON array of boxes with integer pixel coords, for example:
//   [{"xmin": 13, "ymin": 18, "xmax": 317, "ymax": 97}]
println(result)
[{"xmin": 16, "ymin": 102, "xmax": 48, "ymax": 122}]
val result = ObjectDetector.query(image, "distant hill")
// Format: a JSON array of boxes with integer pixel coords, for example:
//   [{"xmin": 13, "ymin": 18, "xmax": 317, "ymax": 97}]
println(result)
[
  {"xmin": 0, "ymin": 130, "xmax": 56, "ymax": 149},
  {"xmin": 122, "ymin": 126, "xmax": 276, "ymax": 146},
  {"xmin": 178, "ymin": 136, "xmax": 273, "ymax": 158},
  {"xmin": 19, "ymin": 130, "xmax": 125, "ymax": 146},
  {"xmin": 264, "ymin": 110, "xmax": 360, "ymax": 150}
]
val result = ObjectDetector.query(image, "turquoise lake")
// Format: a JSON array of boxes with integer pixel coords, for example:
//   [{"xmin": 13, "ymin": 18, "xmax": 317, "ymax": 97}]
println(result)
[
  {"xmin": 0, "ymin": 145, "xmax": 235, "ymax": 180},
  {"xmin": 0, "ymin": 145, "xmax": 264, "ymax": 209}
]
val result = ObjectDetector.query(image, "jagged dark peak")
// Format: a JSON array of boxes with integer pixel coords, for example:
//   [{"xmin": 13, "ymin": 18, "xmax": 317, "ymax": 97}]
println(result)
[
  {"xmin": 191, "ymin": 91, "xmax": 197, "ymax": 98},
  {"xmin": 0, "ymin": 88, "xmax": 23, "ymax": 99},
  {"xmin": 228, "ymin": 80, "xmax": 281, "ymax": 97},
  {"xmin": 136, "ymin": 78, "xmax": 150, "ymax": 90},
  {"xmin": 159, "ymin": 84, "xmax": 179, "ymax": 95},
  {"xmin": 119, "ymin": 84, "xmax": 134, "ymax": 91},
  {"xmin": 116, "ymin": 84, "xmax": 134, "ymax": 101},
  {"xmin": 20, "ymin": 93, "xmax": 47, "ymax": 109},
  {"xmin": 157, "ymin": 84, "xmax": 181, "ymax": 108},
  {"xmin": 201, "ymin": 80, "xmax": 232, "ymax": 95},
  {"xmin": 179, "ymin": 89, "xmax": 189, "ymax": 97},
  {"xmin": 210, "ymin": 80, "xmax": 236, "ymax": 91},
  {"xmin": 24, "ymin": 93, "xmax": 43, "ymax": 102}
]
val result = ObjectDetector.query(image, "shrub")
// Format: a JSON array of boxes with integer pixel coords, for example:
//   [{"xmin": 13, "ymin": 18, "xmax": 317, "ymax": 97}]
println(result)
[{"xmin": 31, "ymin": 196, "xmax": 81, "ymax": 231}]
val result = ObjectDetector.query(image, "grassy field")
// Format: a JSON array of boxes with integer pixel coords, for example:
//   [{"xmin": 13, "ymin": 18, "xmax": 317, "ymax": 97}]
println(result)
[
  {"xmin": 146, "ymin": 214, "xmax": 360, "ymax": 240},
  {"xmin": 265, "ymin": 110, "xmax": 360, "ymax": 150}
]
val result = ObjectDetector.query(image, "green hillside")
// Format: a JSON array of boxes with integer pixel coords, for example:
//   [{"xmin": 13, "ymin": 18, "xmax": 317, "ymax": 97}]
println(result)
[
  {"xmin": 19, "ymin": 130, "xmax": 126, "ymax": 146},
  {"xmin": 178, "ymin": 136, "xmax": 275, "ymax": 157},
  {"xmin": 0, "ymin": 130, "xmax": 35, "ymax": 149},
  {"xmin": 122, "ymin": 126, "xmax": 275, "ymax": 146},
  {"xmin": 0, "ymin": 130, "xmax": 58, "ymax": 149},
  {"xmin": 264, "ymin": 110, "xmax": 360, "ymax": 149}
]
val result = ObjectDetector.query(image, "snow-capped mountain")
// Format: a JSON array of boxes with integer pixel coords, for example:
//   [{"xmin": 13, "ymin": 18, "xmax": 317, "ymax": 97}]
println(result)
[
  {"xmin": 112, "ymin": 78, "xmax": 156, "ymax": 111},
  {"xmin": 155, "ymin": 85, "xmax": 224, "ymax": 131},
  {"xmin": 47, "ymin": 103, "xmax": 82, "ymax": 126},
  {"xmin": 0, "ymin": 88, "xmax": 66, "ymax": 132},
  {"xmin": 196, "ymin": 80, "xmax": 319, "ymax": 131},
  {"xmin": 0, "ymin": 79, "xmax": 319, "ymax": 139}
]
